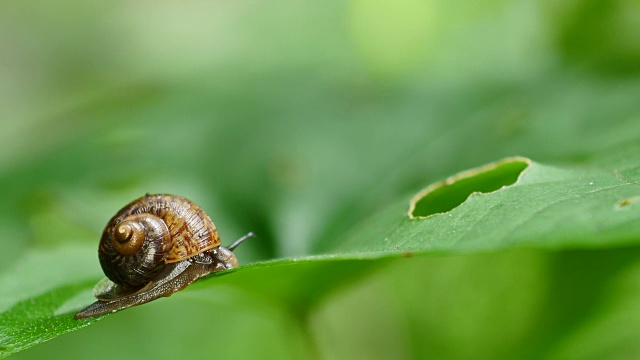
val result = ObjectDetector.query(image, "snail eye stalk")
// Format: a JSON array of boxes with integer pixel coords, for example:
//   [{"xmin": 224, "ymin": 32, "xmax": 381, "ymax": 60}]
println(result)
[{"xmin": 227, "ymin": 232, "xmax": 255, "ymax": 251}]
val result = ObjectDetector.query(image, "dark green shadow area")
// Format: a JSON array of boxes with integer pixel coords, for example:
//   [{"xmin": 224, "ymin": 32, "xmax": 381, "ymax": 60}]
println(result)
[
  {"xmin": 411, "ymin": 158, "xmax": 529, "ymax": 218},
  {"xmin": 196, "ymin": 257, "xmax": 393, "ymax": 317}
]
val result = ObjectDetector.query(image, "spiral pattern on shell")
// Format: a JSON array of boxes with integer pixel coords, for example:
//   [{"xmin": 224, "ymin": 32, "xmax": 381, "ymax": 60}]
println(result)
[{"xmin": 98, "ymin": 194, "xmax": 221, "ymax": 287}]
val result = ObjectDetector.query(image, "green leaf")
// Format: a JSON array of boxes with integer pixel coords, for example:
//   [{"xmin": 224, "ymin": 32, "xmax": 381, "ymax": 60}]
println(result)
[
  {"xmin": 337, "ymin": 156, "xmax": 640, "ymax": 254},
  {"xmin": 4, "ymin": 152, "xmax": 640, "ymax": 358},
  {"xmin": 4, "ymin": 2, "xmax": 640, "ymax": 357},
  {"xmin": 0, "ymin": 247, "xmax": 102, "ymax": 358}
]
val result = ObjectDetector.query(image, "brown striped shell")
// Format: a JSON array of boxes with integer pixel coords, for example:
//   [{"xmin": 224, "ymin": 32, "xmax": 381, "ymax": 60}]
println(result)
[{"xmin": 98, "ymin": 194, "xmax": 221, "ymax": 287}]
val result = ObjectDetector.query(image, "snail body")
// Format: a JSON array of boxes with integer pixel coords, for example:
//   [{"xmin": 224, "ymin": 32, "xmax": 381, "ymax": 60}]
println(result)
[{"xmin": 75, "ymin": 194, "xmax": 252, "ymax": 319}]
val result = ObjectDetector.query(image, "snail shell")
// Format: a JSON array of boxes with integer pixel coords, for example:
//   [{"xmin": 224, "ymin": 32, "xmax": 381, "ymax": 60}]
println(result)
[
  {"xmin": 75, "ymin": 194, "xmax": 253, "ymax": 319},
  {"xmin": 98, "ymin": 194, "xmax": 221, "ymax": 287}
]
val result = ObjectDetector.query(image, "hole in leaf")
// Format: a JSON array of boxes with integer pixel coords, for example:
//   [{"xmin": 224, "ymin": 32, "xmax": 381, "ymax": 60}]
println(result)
[{"xmin": 409, "ymin": 157, "xmax": 530, "ymax": 218}]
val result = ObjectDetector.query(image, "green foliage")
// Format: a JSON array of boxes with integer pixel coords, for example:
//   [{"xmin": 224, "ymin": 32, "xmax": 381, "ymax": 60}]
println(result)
[{"xmin": 2, "ymin": 0, "xmax": 640, "ymax": 359}]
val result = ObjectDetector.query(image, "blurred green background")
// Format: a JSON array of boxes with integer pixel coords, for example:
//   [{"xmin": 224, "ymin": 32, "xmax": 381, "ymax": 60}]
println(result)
[{"xmin": 3, "ymin": 0, "xmax": 640, "ymax": 359}]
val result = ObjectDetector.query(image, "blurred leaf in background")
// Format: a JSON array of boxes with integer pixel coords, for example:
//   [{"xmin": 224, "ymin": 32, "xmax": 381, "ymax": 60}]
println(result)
[{"xmin": 2, "ymin": 0, "xmax": 640, "ymax": 359}]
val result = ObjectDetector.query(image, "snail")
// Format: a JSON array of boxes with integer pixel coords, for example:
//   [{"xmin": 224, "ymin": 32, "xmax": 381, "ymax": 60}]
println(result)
[{"xmin": 74, "ymin": 194, "xmax": 253, "ymax": 319}]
